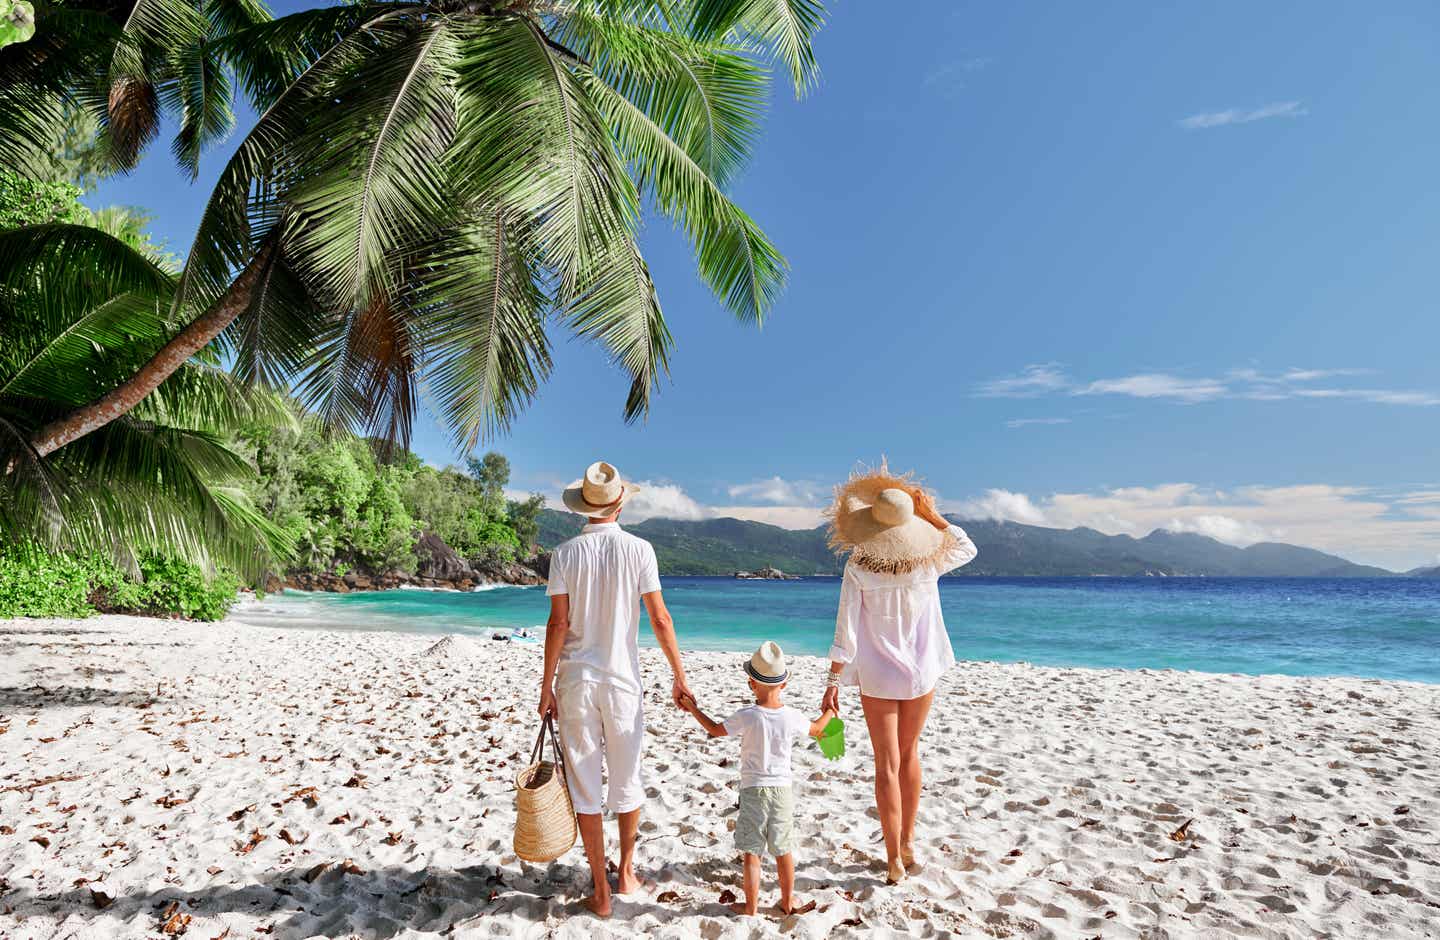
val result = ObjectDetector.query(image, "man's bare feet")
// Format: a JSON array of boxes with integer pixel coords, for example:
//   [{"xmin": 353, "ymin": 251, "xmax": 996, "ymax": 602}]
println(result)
[
  {"xmin": 616, "ymin": 864, "xmax": 643, "ymax": 895},
  {"xmin": 728, "ymin": 902, "xmax": 759, "ymax": 916},
  {"xmin": 776, "ymin": 898, "xmax": 817, "ymax": 916},
  {"xmin": 885, "ymin": 858, "xmax": 906, "ymax": 885},
  {"xmin": 585, "ymin": 891, "xmax": 613, "ymax": 917}
]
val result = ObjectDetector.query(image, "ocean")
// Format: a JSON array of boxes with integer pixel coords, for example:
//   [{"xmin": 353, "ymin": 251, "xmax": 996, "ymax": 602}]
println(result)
[{"xmin": 234, "ymin": 577, "xmax": 1440, "ymax": 684}]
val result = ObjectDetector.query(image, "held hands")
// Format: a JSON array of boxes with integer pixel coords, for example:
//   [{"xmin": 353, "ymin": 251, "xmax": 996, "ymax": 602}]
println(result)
[
  {"xmin": 820, "ymin": 685, "xmax": 840, "ymax": 716},
  {"xmin": 672, "ymin": 675, "xmax": 696, "ymax": 711}
]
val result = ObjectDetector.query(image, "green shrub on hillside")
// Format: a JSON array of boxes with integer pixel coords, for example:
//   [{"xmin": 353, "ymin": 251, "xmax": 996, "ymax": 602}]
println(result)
[{"xmin": 0, "ymin": 548, "xmax": 240, "ymax": 621}]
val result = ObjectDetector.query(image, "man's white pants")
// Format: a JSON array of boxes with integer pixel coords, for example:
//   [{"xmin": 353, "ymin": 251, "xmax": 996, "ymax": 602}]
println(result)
[{"xmin": 555, "ymin": 681, "xmax": 645, "ymax": 816}]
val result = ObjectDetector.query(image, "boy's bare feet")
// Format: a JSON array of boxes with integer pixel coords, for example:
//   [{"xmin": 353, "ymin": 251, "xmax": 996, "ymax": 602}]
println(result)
[{"xmin": 728, "ymin": 902, "xmax": 760, "ymax": 916}]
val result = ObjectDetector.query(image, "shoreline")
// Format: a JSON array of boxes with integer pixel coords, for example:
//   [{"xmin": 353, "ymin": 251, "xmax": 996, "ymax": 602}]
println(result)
[
  {"xmin": 3, "ymin": 614, "xmax": 1439, "ymax": 939},
  {"xmin": 238, "ymin": 592, "xmax": 1440, "ymax": 688}
]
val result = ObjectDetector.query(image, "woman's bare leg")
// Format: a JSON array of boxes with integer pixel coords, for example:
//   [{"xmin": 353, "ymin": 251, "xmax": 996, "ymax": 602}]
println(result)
[
  {"xmin": 897, "ymin": 690, "xmax": 935, "ymax": 870},
  {"xmin": 860, "ymin": 694, "xmax": 904, "ymax": 882}
]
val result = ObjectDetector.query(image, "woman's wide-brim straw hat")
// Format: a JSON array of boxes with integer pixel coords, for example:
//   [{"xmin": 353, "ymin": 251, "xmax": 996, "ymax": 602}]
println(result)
[
  {"xmin": 562, "ymin": 460, "xmax": 640, "ymax": 517},
  {"xmin": 826, "ymin": 462, "xmax": 958, "ymax": 574}
]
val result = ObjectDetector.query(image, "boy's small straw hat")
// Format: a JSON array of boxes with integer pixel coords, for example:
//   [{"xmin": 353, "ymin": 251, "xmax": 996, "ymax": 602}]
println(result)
[
  {"xmin": 745, "ymin": 641, "xmax": 788, "ymax": 685},
  {"xmin": 826, "ymin": 462, "xmax": 959, "ymax": 575},
  {"xmin": 562, "ymin": 461, "xmax": 640, "ymax": 517}
]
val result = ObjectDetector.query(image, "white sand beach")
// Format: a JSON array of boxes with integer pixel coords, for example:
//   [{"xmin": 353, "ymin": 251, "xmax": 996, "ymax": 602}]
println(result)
[{"xmin": 2, "ymin": 614, "xmax": 1438, "ymax": 939}]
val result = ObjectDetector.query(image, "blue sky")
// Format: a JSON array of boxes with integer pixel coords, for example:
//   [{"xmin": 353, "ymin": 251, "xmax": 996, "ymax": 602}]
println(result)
[{"xmin": 90, "ymin": 1, "xmax": 1440, "ymax": 569}]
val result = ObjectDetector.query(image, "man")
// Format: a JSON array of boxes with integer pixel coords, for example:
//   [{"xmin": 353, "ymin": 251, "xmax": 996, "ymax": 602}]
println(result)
[{"xmin": 537, "ymin": 460, "xmax": 693, "ymax": 917}]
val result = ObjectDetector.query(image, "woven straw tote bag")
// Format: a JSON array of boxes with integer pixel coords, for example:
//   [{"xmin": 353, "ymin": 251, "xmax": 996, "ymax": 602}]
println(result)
[{"xmin": 513, "ymin": 715, "xmax": 577, "ymax": 862}]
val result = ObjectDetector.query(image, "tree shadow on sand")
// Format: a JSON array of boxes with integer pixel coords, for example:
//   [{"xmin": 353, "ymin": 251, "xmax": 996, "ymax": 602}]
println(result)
[
  {"xmin": 3, "ymin": 861, "xmax": 680, "ymax": 939},
  {"xmin": 0, "ymin": 685, "xmax": 160, "ymax": 710}
]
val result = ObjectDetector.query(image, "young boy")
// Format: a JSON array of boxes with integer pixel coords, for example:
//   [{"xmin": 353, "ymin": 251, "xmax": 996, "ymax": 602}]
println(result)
[{"xmin": 682, "ymin": 641, "xmax": 836, "ymax": 916}]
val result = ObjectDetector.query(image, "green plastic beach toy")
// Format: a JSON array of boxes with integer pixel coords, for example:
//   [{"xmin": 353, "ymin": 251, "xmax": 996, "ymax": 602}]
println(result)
[{"xmin": 817, "ymin": 718, "xmax": 845, "ymax": 761}]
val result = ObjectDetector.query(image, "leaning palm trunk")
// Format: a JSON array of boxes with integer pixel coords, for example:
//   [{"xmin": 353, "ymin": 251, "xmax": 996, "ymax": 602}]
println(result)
[{"xmin": 28, "ymin": 243, "xmax": 273, "ymax": 458}]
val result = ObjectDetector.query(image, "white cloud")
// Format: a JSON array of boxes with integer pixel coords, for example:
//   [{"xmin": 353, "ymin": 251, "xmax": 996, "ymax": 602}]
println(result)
[
  {"xmin": 946, "ymin": 482, "xmax": 1440, "ymax": 570},
  {"xmin": 624, "ymin": 481, "xmax": 708, "ymax": 523},
  {"xmin": 1291, "ymin": 388, "xmax": 1440, "ymax": 407},
  {"xmin": 709, "ymin": 506, "xmax": 827, "ymax": 529},
  {"xmin": 976, "ymin": 364, "xmax": 1070, "ymax": 398},
  {"xmin": 947, "ymin": 489, "xmax": 1049, "ymax": 526},
  {"xmin": 1163, "ymin": 514, "xmax": 1271, "ymax": 545},
  {"xmin": 1005, "ymin": 417, "xmax": 1071, "ymax": 429},
  {"xmin": 726, "ymin": 476, "xmax": 825, "ymax": 505},
  {"xmin": 975, "ymin": 364, "xmax": 1438, "ymax": 410},
  {"xmin": 1178, "ymin": 100, "xmax": 1307, "ymax": 130},
  {"xmin": 1077, "ymin": 373, "xmax": 1228, "ymax": 403}
]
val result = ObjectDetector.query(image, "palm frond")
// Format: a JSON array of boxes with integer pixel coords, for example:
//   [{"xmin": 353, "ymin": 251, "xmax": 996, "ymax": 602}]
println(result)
[
  {"xmin": 165, "ymin": 35, "xmax": 238, "ymax": 179},
  {"xmin": 415, "ymin": 209, "xmax": 552, "ymax": 449},
  {"xmin": 220, "ymin": 241, "xmax": 328, "ymax": 390},
  {"xmin": 451, "ymin": 14, "xmax": 640, "ymax": 308},
  {"xmin": 170, "ymin": 4, "xmax": 411, "ymax": 321},
  {"xmin": 688, "ymin": 0, "xmax": 822, "ymax": 95},
  {"xmin": 555, "ymin": 7, "xmax": 764, "ymax": 187},
  {"xmin": 285, "ymin": 15, "xmax": 458, "ymax": 311},
  {"xmin": 564, "ymin": 227, "xmax": 673, "ymax": 422},
  {"xmin": 293, "ymin": 291, "xmax": 422, "ymax": 449},
  {"xmin": 580, "ymin": 70, "xmax": 785, "ymax": 322}
]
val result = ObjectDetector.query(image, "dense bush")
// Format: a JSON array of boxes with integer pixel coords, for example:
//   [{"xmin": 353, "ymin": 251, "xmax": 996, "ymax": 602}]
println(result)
[
  {"xmin": 0, "ymin": 548, "xmax": 240, "ymax": 621},
  {"xmin": 239, "ymin": 410, "xmax": 543, "ymax": 577}
]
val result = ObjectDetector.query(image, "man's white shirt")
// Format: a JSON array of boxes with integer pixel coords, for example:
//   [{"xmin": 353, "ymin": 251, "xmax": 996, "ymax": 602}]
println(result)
[{"xmin": 546, "ymin": 522, "xmax": 661, "ymax": 695}]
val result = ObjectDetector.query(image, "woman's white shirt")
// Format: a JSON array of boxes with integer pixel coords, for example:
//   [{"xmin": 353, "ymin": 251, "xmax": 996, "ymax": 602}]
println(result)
[{"xmin": 829, "ymin": 524, "xmax": 977, "ymax": 700}]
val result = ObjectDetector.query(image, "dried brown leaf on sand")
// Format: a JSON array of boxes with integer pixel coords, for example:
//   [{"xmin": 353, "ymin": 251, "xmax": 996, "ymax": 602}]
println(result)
[
  {"xmin": 90, "ymin": 889, "xmax": 114, "ymax": 909},
  {"xmin": 1170, "ymin": 819, "xmax": 1195, "ymax": 843},
  {"xmin": 156, "ymin": 794, "xmax": 188, "ymax": 808},
  {"xmin": 303, "ymin": 862, "xmax": 331, "ymax": 883},
  {"xmin": 343, "ymin": 775, "xmax": 366, "ymax": 788},
  {"xmin": 657, "ymin": 890, "xmax": 682, "ymax": 903},
  {"xmin": 227, "ymin": 805, "xmax": 256, "ymax": 822},
  {"xmin": 384, "ymin": 831, "xmax": 403, "ymax": 845},
  {"xmin": 718, "ymin": 889, "xmax": 737, "ymax": 904},
  {"xmin": 236, "ymin": 830, "xmax": 266, "ymax": 854},
  {"xmin": 159, "ymin": 900, "xmax": 191, "ymax": 935}
]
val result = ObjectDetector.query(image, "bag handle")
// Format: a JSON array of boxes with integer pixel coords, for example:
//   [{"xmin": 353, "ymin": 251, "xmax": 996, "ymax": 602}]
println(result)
[{"xmin": 529, "ymin": 714, "xmax": 565, "ymax": 770}]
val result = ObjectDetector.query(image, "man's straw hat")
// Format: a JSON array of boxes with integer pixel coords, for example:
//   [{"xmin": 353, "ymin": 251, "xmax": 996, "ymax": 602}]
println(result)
[
  {"xmin": 826, "ymin": 462, "xmax": 958, "ymax": 574},
  {"xmin": 561, "ymin": 461, "xmax": 640, "ymax": 517},
  {"xmin": 745, "ymin": 641, "xmax": 788, "ymax": 685}
]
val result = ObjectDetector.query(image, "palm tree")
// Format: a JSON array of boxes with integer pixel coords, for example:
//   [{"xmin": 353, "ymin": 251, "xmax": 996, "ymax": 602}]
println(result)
[
  {"xmin": 15, "ymin": 0, "xmax": 827, "ymax": 458},
  {"xmin": 0, "ymin": 0, "xmax": 270, "ymax": 180},
  {"xmin": 0, "ymin": 223, "xmax": 292, "ymax": 578}
]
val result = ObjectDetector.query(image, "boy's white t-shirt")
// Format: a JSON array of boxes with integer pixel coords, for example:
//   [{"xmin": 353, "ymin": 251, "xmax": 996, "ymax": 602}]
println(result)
[{"xmin": 722, "ymin": 704, "xmax": 811, "ymax": 789}]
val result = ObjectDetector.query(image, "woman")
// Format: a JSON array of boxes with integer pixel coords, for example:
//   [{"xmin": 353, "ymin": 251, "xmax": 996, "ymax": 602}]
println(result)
[{"xmin": 820, "ymin": 465, "xmax": 978, "ymax": 884}]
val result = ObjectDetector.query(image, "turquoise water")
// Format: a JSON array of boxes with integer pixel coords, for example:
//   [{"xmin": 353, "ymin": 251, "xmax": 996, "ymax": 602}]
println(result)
[{"xmin": 236, "ymin": 577, "xmax": 1440, "ymax": 683}]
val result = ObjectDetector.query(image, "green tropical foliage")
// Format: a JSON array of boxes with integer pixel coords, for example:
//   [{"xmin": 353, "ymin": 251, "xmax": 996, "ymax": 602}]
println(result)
[
  {"xmin": 0, "ymin": 0, "xmax": 269, "ymax": 179},
  {"xmin": 240, "ymin": 409, "xmax": 541, "ymax": 575},
  {"xmin": 0, "ymin": 185, "xmax": 292, "ymax": 581},
  {"xmin": 0, "ymin": 547, "xmax": 241, "ymax": 619}
]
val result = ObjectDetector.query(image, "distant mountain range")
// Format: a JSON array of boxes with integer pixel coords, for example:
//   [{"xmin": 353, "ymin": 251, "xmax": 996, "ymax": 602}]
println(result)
[
  {"xmin": 1407, "ymin": 565, "xmax": 1440, "ymax": 578},
  {"xmin": 535, "ymin": 510, "xmax": 1404, "ymax": 577}
]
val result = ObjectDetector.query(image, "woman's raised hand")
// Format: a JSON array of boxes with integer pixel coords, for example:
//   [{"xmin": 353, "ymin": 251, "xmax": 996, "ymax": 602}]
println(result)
[{"xmin": 908, "ymin": 485, "xmax": 947, "ymax": 529}]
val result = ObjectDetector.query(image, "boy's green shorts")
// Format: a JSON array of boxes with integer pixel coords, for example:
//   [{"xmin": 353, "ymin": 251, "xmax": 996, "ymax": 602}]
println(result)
[{"xmin": 735, "ymin": 785, "xmax": 794, "ymax": 857}]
